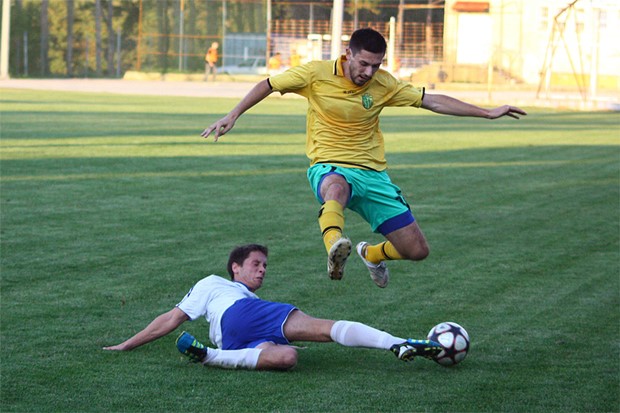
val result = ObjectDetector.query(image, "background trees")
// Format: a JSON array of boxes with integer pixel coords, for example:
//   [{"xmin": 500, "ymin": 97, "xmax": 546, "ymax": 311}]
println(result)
[
  {"xmin": 2, "ymin": 0, "xmax": 442, "ymax": 78},
  {"xmin": 6, "ymin": 0, "xmax": 142, "ymax": 77}
]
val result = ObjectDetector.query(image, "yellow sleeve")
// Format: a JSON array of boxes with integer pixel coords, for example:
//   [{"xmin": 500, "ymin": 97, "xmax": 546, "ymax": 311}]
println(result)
[
  {"xmin": 269, "ymin": 62, "xmax": 316, "ymax": 97},
  {"xmin": 385, "ymin": 79, "xmax": 425, "ymax": 108}
]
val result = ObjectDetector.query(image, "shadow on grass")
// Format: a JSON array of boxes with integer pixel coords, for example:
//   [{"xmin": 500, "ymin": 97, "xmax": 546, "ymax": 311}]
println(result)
[
  {"xmin": 1, "ymin": 145, "xmax": 617, "ymax": 180},
  {"xmin": 3, "ymin": 108, "xmax": 618, "ymax": 140}
]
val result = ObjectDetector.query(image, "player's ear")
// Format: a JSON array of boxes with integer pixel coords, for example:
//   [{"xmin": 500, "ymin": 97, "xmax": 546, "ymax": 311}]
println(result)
[{"xmin": 231, "ymin": 262, "xmax": 241, "ymax": 277}]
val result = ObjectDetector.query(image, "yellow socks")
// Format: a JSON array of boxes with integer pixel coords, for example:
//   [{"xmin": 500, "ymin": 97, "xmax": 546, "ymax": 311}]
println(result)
[
  {"xmin": 365, "ymin": 241, "xmax": 402, "ymax": 264},
  {"xmin": 318, "ymin": 200, "xmax": 402, "ymax": 264},
  {"xmin": 318, "ymin": 200, "xmax": 345, "ymax": 253}
]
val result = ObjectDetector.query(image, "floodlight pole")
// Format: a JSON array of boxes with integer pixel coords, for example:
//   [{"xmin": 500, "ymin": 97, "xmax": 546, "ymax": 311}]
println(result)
[
  {"xmin": 179, "ymin": 0, "xmax": 184, "ymax": 71},
  {"xmin": 221, "ymin": 0, "xmax": 227, "ymax": 67},
  {"xmin": 387, "ymin": 17, "xmax": 396, "ymax": 73},
  {"xmin": 137, "ymin": 0, "xmax": 143, "ymax": 71},
  {"xmin": 330, "ymin": 0, "xmax": 344, "ymax": 59},
  {"xmin": 266, "ymin": 0, "xmax": 272, "ymax": 70},
  {"xmin": 0, "ymin": 0, "xmax": 11, "ymax": 79},
  {"xmin": 589, "ymin": 6, "xmax": 600, "ymax": 100}
]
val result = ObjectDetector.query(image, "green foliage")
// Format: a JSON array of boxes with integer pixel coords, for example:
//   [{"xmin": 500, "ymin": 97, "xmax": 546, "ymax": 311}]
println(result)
[
  {"xmin": 6, "ymin": 0, "xmax": 443, "ymax": 77},
  {"xmin": 9, "ymin": 0, "xmax": 140, "ymax": 77},
  {"xmin": 8, "ymin": 0, "xmax": 272, "ymax": 77},
  {"xmin": 1, "ymin": 89, "xmax": 619, "ymax": 412}
]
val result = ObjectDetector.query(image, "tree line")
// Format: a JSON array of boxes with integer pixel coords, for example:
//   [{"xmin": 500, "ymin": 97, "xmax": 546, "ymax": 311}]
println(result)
[
  {"xmin": 3, "ymin": 0, "xmax": 428, "ymax": 78},
  {"xmin": 7, "ymin": 0, "xmax": 278, "ymax": 77}
]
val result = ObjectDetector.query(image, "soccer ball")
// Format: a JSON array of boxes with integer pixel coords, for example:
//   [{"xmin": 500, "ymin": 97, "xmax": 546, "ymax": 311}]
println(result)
[{"xmin": 427, "ymin": 322, "xmax": 470, "ymax": 366}]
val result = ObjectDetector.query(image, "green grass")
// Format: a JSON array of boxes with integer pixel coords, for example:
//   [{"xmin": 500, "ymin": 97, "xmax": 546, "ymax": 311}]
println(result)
[{"xmin": 1, "ymin": 88, "xmax": 619, "ymax": 412}]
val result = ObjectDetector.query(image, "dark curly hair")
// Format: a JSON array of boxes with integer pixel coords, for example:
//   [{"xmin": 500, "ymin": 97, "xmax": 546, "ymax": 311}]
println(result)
[
  {"xmin": 227, "ymin": 244, "xmax": 269, "ymax": 279},
  {"xmin": 349, "ymin": 27, "xmax": 387, "ymax": 55}
]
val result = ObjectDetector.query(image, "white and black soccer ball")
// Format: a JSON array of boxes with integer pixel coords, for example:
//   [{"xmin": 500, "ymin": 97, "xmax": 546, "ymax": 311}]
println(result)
[{"xmin": 427, "ymin": 322, "xmax": 470, "ymax": 366}]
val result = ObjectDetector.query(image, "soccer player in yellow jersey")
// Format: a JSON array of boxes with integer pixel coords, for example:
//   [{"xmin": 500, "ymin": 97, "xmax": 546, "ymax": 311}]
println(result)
[{"xmin": 201, "ymin": 28, "xmax": 526, "ymax": 288}]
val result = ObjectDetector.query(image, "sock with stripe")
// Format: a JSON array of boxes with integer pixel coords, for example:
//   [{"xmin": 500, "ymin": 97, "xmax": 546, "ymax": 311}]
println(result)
[
  {"xmin": 365, "ymin": 241, "xmax": 403, "ymax": 264},
  {"xmin": 318, "ymin": 200, "xmax": 345, "ymax": 253}
]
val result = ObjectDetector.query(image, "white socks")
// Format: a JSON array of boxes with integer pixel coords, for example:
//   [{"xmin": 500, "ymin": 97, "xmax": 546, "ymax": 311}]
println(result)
[
  {"xmin": 202, "ymin": 348, "xmax": 262, "ymax": 370},
  {"xmin": 330, "ymin": 320, "xmax": 404, "ymax": 350}
]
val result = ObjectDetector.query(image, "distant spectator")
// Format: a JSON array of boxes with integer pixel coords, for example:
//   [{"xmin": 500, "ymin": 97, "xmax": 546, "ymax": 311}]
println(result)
[
  {"xmin": 438, "ymin": 66, "xmax": 448, "ymax": 83},
  {"xmin": 205, "ymin": 42, "xmax": 219, "ymax": 82},
  {"xmin": 268, "ymin": 52, "xmax": 283, "ymax": 71},
  {"xmin": 289, "ymin": 50, "xmax": 301, "ymax": 67}
]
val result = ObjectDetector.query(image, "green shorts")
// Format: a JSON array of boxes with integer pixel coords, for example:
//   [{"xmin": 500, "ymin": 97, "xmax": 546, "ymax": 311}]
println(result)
[{"xmin": 307, "ymin": 164, "xmax": 415, "ymax": 235}]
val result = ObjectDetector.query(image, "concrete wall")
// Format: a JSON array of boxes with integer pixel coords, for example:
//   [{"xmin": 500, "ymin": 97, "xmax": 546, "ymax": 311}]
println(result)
[{"xmin": 442, "ymin": 0, "xmax": 620, "ymax": 89}]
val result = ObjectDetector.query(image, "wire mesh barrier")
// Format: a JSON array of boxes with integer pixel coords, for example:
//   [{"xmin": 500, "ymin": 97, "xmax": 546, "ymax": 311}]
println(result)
[
  {"xmin": 5, "ymin": 0, "xmax": 444, "ymax": 81},
  {"xmin": 6, "ymin": 0, "xmax": 619, "ymax": 97},
  {"xmin": 134, "ymin": 0, "xmax": 444, "ymax": 79}
]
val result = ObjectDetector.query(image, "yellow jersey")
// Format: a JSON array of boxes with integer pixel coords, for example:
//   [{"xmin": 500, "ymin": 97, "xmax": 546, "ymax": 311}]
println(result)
[{"xmin": 269, "ymin": 55, "xmax": 424, "ymax": 171}]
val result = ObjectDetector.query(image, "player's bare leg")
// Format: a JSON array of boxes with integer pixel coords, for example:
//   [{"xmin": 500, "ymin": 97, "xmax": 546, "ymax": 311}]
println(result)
[
  {"xmin": 358, "ymin": 221, "xmax": 429, "ymax": 287},
  {"xmin": 283, "ymin": 310, "xmax": 335, "ymax": 342},
  {"xmin": 255, "ymin": 342, "xmax": 299, "ymax": 370},
  {"xmin": 283, "ymin": 310, "xmax": 439, "ymax": 363},
  {"xmin": 384, "ymin": 221, "xmax": 429, "ymax": 261}
]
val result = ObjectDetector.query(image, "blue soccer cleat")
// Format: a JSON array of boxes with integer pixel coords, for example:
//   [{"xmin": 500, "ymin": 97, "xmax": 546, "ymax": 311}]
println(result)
[{"xmin": 176, "ymin": 331, "xmax": 208, "ymax": 363}]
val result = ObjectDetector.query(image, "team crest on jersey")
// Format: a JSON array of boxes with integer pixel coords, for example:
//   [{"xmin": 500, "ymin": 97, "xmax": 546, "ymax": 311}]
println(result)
[{"xmin": 362, "ymin": 93, "xmax": 373, "ymax": 109}]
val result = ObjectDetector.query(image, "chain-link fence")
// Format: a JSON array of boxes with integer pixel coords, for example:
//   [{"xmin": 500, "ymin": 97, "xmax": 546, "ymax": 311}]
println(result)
[
  {"xmin": 136, "ymin": 0, "xmax": 444, "ymax": 77},
  {"xmin": 5, "ymin": 0, "xmax": 444, "ymax": 79}
]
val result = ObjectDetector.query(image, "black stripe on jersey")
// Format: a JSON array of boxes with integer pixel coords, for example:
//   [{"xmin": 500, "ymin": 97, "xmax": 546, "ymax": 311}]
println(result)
[{"xmin": 316, "ymin": 161, "xmax": 380, "ymax": 172}]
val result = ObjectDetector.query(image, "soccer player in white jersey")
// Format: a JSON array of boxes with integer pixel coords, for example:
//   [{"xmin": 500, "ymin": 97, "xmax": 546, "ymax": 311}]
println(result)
[
  {"xmin": 201, "ymin": 28, "xmax": 526, "ymax": 287},
  {"xmin": 103, "ymin": 244, "xmax": 441, "ymax": 370}
]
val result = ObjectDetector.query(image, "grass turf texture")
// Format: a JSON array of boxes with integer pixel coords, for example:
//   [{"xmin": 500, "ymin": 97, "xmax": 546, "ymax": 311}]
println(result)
[{"xmin": 1, "ymin": 88, "xmax": 618, "ymax": 412}]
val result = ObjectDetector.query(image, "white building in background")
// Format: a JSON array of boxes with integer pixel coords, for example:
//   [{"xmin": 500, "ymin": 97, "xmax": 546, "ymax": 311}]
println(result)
[{"xmin": 441, "ymin": 0, "xmax": 620, "ymax": 92}]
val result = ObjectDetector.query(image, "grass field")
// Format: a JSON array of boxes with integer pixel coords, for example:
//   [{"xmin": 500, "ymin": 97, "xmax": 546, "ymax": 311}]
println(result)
[{"xmin": 1, "ymin": 88, "xmax": 619, "ymax": 412}]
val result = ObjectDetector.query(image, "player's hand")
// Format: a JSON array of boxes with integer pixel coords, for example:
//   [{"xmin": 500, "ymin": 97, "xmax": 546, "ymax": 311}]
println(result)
[
  {"xmin": 201, "ymin": 115, "xmax": 236, "ymax": 142},
  {"xmin": 102, "ymin": 344, "xmax": 125, "ymax": 351},
  {"xmin": 487, "ymin": 105, "xmax": 527, "ymax": 120}
]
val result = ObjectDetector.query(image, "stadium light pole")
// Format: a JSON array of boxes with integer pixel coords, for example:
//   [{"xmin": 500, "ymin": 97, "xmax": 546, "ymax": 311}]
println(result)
[
  {"xmin": 137, "ymin": 0, "xmax": 143, "ymax": 71},
  {"xmin": 179, "ymin": 0, "xmax": 184, "ymax": 71},
  {"xmin": 221, "ymin": 0, "xmax": 227, "ymax": 67},
  {"xmin": 0, "ymin": 0, "xmax": 10, "ymax": 79},
  {"xmin": 589, "ymin": 5, "xmax": 600, "ymax": 100},
  {"xmin": 330, "ymin": 0, "xmax": 344, "ymax": 59},
  {"xmin": 266, "ymin": 0, "xmax": 272, "ymax": 70},
  {"xmin": 387, "ymin": 17, "xmax": 396, "ymax": 74}
]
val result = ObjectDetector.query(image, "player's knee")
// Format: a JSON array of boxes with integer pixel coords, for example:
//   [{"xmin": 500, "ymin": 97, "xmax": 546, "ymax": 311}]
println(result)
[
  {"xmin": 415, "ymin": 244, "xmax": 430, "ymax": 260},
  {"xmin": 257, "ymin": 346, "xmax": 298, "ymax": 371},
  {"xmin": 402, "ymin": 243, "xmax": 429, "ymax": 261},
  {"xmin": 277, "ymin": 347, "xmax": 298, "ymax": 370},
  {"xmin": 320, "ymin": 175, "xmax": 350, "ymax": 204}
]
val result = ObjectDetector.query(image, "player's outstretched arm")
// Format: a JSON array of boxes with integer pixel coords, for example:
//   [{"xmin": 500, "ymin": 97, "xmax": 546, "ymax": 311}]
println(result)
[
  {"xmin": 103, "ymin": 307, "xmax": 189, "ymax": 351},
  {"xmin": 421, "ymin": 93, "xmax": 527, "ymax": 119},
  {"xmin": 201, "ymin": 79, "xmax": 274, "ymax": 141}
]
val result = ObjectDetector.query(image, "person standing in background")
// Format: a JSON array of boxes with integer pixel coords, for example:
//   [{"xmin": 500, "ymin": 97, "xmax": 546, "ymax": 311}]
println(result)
[{"xmin": 205, "ymin": 42, "xmax": 219, "ymax": 82}]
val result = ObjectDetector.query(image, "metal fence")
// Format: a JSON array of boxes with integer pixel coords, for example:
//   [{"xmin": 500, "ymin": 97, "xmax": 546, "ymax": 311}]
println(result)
[
  {"xmin": 136, "ymin": 0, "xmax": 444, "ymax": 76},
  {"xmin": 6, "ymin": 0, "xmax": 444, "ymax": 79}
]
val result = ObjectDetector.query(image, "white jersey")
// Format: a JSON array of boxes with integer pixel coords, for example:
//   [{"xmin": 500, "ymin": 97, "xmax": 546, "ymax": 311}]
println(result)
[{"xmin": 176, "ymin": 275, "xmax": 258, "ymax": 348}]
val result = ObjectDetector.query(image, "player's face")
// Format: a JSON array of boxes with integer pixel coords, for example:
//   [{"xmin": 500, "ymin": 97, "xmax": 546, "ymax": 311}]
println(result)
[
  {"xmin": 234, "ymin": 251, "xmax": 268, "ymax": 291},
  {"xmin": 346, "ymin": 48, "xmax": 384, "ymax": 86}
]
